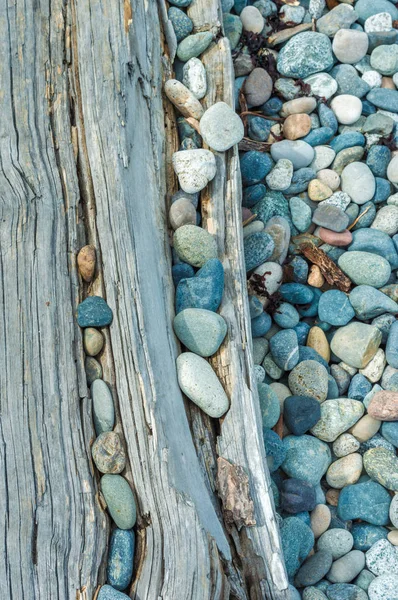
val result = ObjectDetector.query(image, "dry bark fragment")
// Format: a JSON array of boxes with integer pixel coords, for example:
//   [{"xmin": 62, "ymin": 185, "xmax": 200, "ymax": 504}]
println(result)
[
  {"xmin": 298, "ymin": 243, "xmax": 352, "ymax": 293},
  {"xmin": 217, "ymin": 457, "xmax": 256, "ymax": 530}
]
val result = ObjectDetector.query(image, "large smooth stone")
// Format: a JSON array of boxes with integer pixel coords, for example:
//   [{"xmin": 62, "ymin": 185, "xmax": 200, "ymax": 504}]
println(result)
[
  {"xmin": 295, "ymin": 551, "xmax": 333, "ymax": 587},
  {"xmin": 363, "ymin": 447, "xmax": 398, "ymax": 490},
  {"xmin": 173, "ymin": 225, "xmax": 217, "ymax": 268},
  {"xmin": 349, "ymin": 285, "xmax": 398, "ymax": 320},
  {"xmin": 92, "ymin": 432, "xmax": 126, "ymax": 474},
  {"xmin": 288, "ymin": 360, "xmax": 329, "ymax": 403},
  {"xmin": 91, "ymin": 379, "xmax": 115, "ymax": 435},
  {"xmin": 355, "ymin": 0, "xmax": 398, "ymax": 24},
  {"xmin": 269, "ymin": 329, "xmax": 299, "ymax": 371},
  {"xmin": 176, "ymin": 258, "xmax": 224, "ymax": 314},
  {"xmin": 338, "ymin": 252, "xmax": 391, "ymax": 288},
  {"xmin": 318, "ymin": 530, "xmax": 354, "ymax": 560},
  {"xmin": 349, "ymin": 228, "xmax": 398, "ymax": 267},
  {"xmin": 312, "ymin": 204, "xmax": 349, "ymax": 233},
  {"xmin": 327, "ymin": 550, "xmax": 366, "ymax": 584},
  {"xmin": 330, "ymin": 322, "xmax": 382, "ymax": 369},
  {"xmin": 277, "ymin": 32, "xmax": 333, "ymax": 79},
  {"xmin": 283, "ymin": 395, "xmax": 321, "ymax": 436},
  {"xmin": 172, "ymin": 150, "xmax": 217, "ymax": 193},
  {"xmin": 371, "ymin": 45, "xmax": 398, "ymax": 77},
  {"xmin": 100, "ymin": 474, "xmax": 136, "ymax": 529},
  {"xmin": 333, "ymin": 29, "xmax": 368, "ymax": 65},
  {"xmin": 366, "ymin": 539, "xmax": 398, "ymax": 576},
  {"xmin": 270, "ymin": 140, "xmax": 315, "ymax": 169},
  {"xmin": 199, "ymin": 102, "xmax": 244, "ymax": 151},
  {"xmin": 244, "ymin": 67, "xmax": 273, "ymax": 106},
  {"xmin": 352, "ymin": 524, "xmax": 388, "ymax": 553},
  {"xmin": 77, "ymin": 296, "xmax": 113, "ymax": 328},
  {"xmin": 317, "ymin": 3, "xmax": 358, "ymax": 36},
  {"xmin": 282, "ymin": 434, "xmax": 332, "ymax": 485},
  {"xmin": 368, "ymin": 574, "xmax": 398, "ymax": 600},
  {"xmin": 326, "ymin": 454, "xmax": 363, "ymax": 489},
  {"xmin": 173, "ymin": 308, "xmax": 227, "ymax": 357},
  {"xmin": 337, "ymin": 480, "xmax": 391, "ymax": 526},
  {"xmin": 176, "ymin": 31, "xmax": 213, "ymax": 62},
  {"xmin": 177, "ymin": 352, "xmax": 229, "ymax": 417},
  {"xmin": 341, "ymin": 162, "xmax": 375, "ymax": 205},
  {"xmin": 330, "ymin": 95, "xmax": 363, "ymax": 125},
  {"xmin": 318, "ymin": 290, "xmax": 355, "ymax": 327},
  {"xmin": 107, "ymin": 528, "xmax": 135, "ymax": 591},
  {"xmin": 84, "ymin": 328, "xmax": 104, "ymax": 356},
  {"xmin": 280, "ymin": 516, "xmax": 315, "ymax": 577},
  {"xmin": 240, "ymin": 151, "xmax": 274, "ymax": 185},
  {"xmin": 310, "ymin": 399, "xmax": 364, "ymax": 443}
]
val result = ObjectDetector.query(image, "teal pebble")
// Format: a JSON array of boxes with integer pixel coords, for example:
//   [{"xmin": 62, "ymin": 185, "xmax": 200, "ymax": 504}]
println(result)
[
  {"xmin": 177, "ymin": 32, "xmax": 213, "ymax": 62},
  {"xmin": 280, "ymin": 516, "xmax": 314, "ymax": 577},
  {"xmin": 223, "ymin": 13, "xmax": 242, "ymax": 50},
  {"xmin": 277, "ymin": 32, "xmax": 334, "ymax": 79},
  {"xmin": 107, "ymin": 528, "xmax": 135, "ymax": 590},
  {"xmin": 282, "ymin": 435, "xmax": 331, "ymax": 485},
  {"xmin": 337, "ymin": 480, "xmax": 391, "ymax": 526},
  {"xmin": 244, "ymin": 231, "xmax": 275, "ymax": 271},
  {"xmin": 173, "ymin": 308, "xmax": 227, "ymax": 357},
  {"xmin": 77, "ymin": 296, "xmax": 113, "ymax": 328},
  {"xmin": 168, "ymin": 7, "xmax": 193, "ymax": 43},
  {"xmin": 258, "ymin": 383, "xmax": 281, "ymax": 429},
  {"xmin": 98, "ymin": 585, "xmax": 130, "ymax": 599}
]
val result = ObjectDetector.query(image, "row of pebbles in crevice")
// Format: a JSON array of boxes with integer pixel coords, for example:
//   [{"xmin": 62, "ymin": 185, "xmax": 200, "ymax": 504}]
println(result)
[
  {"xmin": 167, "ymin": 0, "xmax": 398, "ymax": 598},
  {"xmin": 76, "ymin": 246, "xmax": 136, "ymax": 600}
]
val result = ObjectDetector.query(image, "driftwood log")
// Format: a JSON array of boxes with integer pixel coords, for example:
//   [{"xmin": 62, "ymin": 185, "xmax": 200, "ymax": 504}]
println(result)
[{"xmin": 0, "ymin": 0, "xmax": 288, "ymax": 598}]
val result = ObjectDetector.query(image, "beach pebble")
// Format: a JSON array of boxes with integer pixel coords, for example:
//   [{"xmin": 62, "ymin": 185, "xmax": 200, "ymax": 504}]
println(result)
[
  {"xmin": 169, "ymin": 198, "xmax": 197, "ymax": 230},
  {"xmin": 244, "ymin": 68, "xmax": 273, "ymax": 107},
  {"xmin": 318, "ymin": 529, "xmax": 354, "ymax": 560},
  {"xmin": 173, "ymin": 149, "xmax": 216, "ymax": 193},
  {"xmin": 332, "ymin": 30, "xmax": 369, "ymax": 65},
  {"xmin": 199, "ymin": 102, "xmax": 244, "ymax": 151},
  {"xmin": 333, "ymin": 434, "xmax": 360, "ymax": 458},
  {"xmin": 77, "ymin": 245, "xmax": 96, "ymax": 282},
  {"xmin": 92, "ymin": 432, "xmax": 126, "ymax": 474},
  {"xmin": 182, "ymin": 58, "xmax": 207, "ymax": 99},
  {"xmin": 173, "ymin": 308, "xmax": 227, "ymax": 357},
  {"xmin": 330, "ymin": 96, "xmax": 363, "ymax": 125},
  {"xmin": 100, "ymin": 474, "xmax": 136, "ymax": 530},
  {"xmin": 164, "ymin": 79, "xmax": 204, "ymax": 120},
  {"xmin": 173, "ymin": 225, "xmax": 217, "ymax": 267}
]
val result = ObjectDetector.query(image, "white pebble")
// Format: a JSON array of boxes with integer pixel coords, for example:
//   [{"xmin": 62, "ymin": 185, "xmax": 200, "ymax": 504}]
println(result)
[
  {"xmin": 371, "ymin": 205, "xmax": 398, "ymax": 235},
  {"xmin": 172, "ymin": 149, "xmax": 217, "ymax": 194},
  {"xmin": 364, "ymin": 13, "xmax": 393, "ymax": 33},
  {"xmin": 330, "ymin": 95, "xmax": 363, "ymax": 125},
  {"xmin": 240, "ymin": 6, "xmax": 264, "ymax": 33},
  {"xmin": 182, "ymin": 58, "xmax": 207, "ymax": 100},
  {"xmin": 359, "ymin": 349, "xmax": 386, "ymax": 383},
  {"xmin": 362, "ymin": 70, "xmax": 382, "ymax": 89}
]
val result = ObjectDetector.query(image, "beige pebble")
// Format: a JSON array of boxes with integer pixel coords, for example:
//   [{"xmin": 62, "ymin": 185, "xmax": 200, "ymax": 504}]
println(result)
[
  {"xmin": 359, "ymin": 348, "xmax": 386, "ymax": 383},
  {"xmin": 267, "ymin": 123, "xmax": 283, "ymax": 144},
  {"xmin": 326, "ymin": 453, "xmax": 363, "ymax": 489},
  {"xmin": 77, "ymin": 245, "xmax": 96, "ymax": 283},
  {"xmin": 283, "ymin": 113, "xmax": 312, "ymax": 140},
  {"xmin": 308, "ymin": 179, "xmax": 333, "ymax": 201},
  {"xmin": 164, "ymin": 79, "xmax": 204, "ymax": 120},
  {"xmin": 317, "ymin": 168, "xmax": 341, "ymax": 191},
  {"xmin": 169, "ymin": 198, "xmax": 197, "ymax": 230},
  {"xmin": 388, "ymin": 530, "xmax": 398, "ymax": 545},
  {"xmin": 280, "ymin": 97, "xmax": 317, "ymax": 117},
  {"xmin": 310, "ymin": 504, "xmax": 331, "ymax": 538},
  {"xmin": 326, "ymin": 488, "xmax": 340, "ymax": 506},
  {"xmin": 307, "ymin": 326, "xmax": 330, "ymax": 362},
  {"xmin": 307, "ymin": 265, "xmax": 325, "ymax": 288},
  {"xmin": 349, "ymin": 414, "xmax": 381, "ymax": 442},
  {"xmin": 84, "ymin": 328, "xmax": 104, "ymax": 357},
  {"xmin": 333, "ymin": 433, "xmax": 360, "ymax": 458},
  {"xmin": 382, "ymin": 77, "xmax": 396, "ymax": 90}
]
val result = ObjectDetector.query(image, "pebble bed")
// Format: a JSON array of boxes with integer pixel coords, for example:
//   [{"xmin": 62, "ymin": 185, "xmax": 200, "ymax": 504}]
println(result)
[
  {"xmin": 166, "ymin": 0, "xmax": 398, "ymax": 599},
  {"xmin": 76, "ymin": 248, "xmax": 136, "ymax": 600}
]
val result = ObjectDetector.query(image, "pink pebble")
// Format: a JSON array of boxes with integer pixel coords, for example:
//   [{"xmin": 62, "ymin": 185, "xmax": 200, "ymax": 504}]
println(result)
[
  {"xmin": 242, "ymin": 207, "xmax": 253, "ymax": 222},
  {"xmin": 318, "ymin": 228, "xmax": 352, "ymax": 247}
]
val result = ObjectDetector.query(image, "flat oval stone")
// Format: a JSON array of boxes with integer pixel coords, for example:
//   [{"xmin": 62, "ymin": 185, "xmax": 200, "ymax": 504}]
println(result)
[
  {"xmin": 172, "ymin": 149, "xmax": 217, "ymax": 194},
  {"xmin": 310, "ymin": 504, "xmax": 331, "ymax": 539},
  {"xmin": 327, "ymin": 550, "xmax": 366, "ymax": 584},
  {"xmin": 277, "ymin": 32, "xmax": 334, "ymax": 79},
  {"xmin": 107, "ymin": 528, "xmax": 135, "ymax": 591},
  {"xmin": 318, "ymin": 290, "xmax": 355, "ymax": 327},
  {"xmin": 173, "ymin": 224, "xmax": 217, "ymax": 268},
  {"xmin": 98, "ymin": 585, "xmax": 130, "ymax": 600},
  {"xmin": 240, "ymin": 5, "xmax": 264, "ymax": 33},
  {"xmin": 164, "ymin": 79, "xmax": 204, "ymax": 120},
  {"xmin": 368, "ymin": 391, "xmax": 398, "ymax": 421},
  {"xmin": 91, "ymin": 379, "xmax": 115, "ymax": 435},
  {"xmin": 318, "ymin": 228, "xmax": 352, "ymax": 247},
  {"xmin": 282, "ymin": 434, "xmax": 332, "ymax": 485},
  {"xmin": 100, "ymin": 474, "xmax": 136, "ymax": 529},
  {"xmin": 176, "ymin": 31, "xmax": 213, "ymax": 62},
  {"xmin": 349, "ymin": 228, "xmax": 398, "ymax": 266},
  {"xmin": 177, "ymin": 352, "xmax": 229, "ymax": 417},
  {"xmin": 84, "ymin": 327, "xmax": 104, "ymax": 356},
  {"xmin": 288, "ymin": 360, "xmax": 329, "ymax": 403},
  {"xmin": 331, "ymin": 95, "xmax": 363, "ymax": 125},
  {"xmin": 310, "ymin": 399, "xmax": 364, "ymax": 443},
  {"xmin": 330, "ymin": 322, "xmax": 382, "ymax": 369},
  {"xmin": 199, "ymin": 102, "xmax": 244, "ymax": 151},
  {"xmin": 269, "ymin": 329, "xmax": 299, "ymax": 371},
  {"xmin": 77, "ymin": 245, "xmax": 96, "ymax": 282},
  {"xmin": 338, "ymin": 251, "xmax": 391, "ymax": 288},
  {"xmin": 341, "ymin": 162, "xmax": 376, "ymax": 204},
  {"xmin": 318, "ymin": 529, "xmax": 354, "ymax": 560},
  {"xmin": 337, "ymin": 479, "xmax": 391, "ymax": 526},
  {"xmin": 92, "ymin": 432, "xmax": 126, "ymax": 474},
  {"xmin": 173, "ymin": 308, "xmax": 227, "ymax": 357},
  {"xmin": 326, "ymin": 454, "xmax": 363, "ymax": 489},
  {"xmin": 271, "ymin": 140, "xmax": 315, "ymax": 169},
  {"xmin": 244, "ymin": 67, "xmax": 273, "ymax": 107},
  {"xmin": 77, "ymin": 296, "xmax": 113, "ymax": 328},
  {"xmin": 312, "ymin": 204, "xmax": 349, "ymax": 233},
  {"xmin": 168, "ymin": 7, "xmax": 193, "ymax": 43},
  {"xmin": 349, "ymin": 285, "xmax": 398, "ymax": 319},
  {"xmin": 364, "ymin": 447, "xmax": 398, "ymax": 490},
  {"xmin": 295, "ymin": 551, "xmax": 333, "ymax": 587}
]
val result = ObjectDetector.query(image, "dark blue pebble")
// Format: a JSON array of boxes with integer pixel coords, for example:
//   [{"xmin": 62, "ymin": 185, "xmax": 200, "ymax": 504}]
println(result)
[
  {"xmin": 368, "ymin": 30, "xmax": 398, "ymax": 53},
  {"xmin": 284, "ymin": 395, "xmax": 321, "ymax": 436},
  {"xmin": 242, "ymin": 184, "xmax": 266, "ymax": 208},
  {"xmin": 293, "ymin": 321, "xmax": 310, "ymax": 345},
  {"xmin": 318, "ymin": 103, "xmax": 338, "ymax": 134},
  {"xmin": 248, "ymin": 116, "xmax": 273, "ymax": 142},
  {"xmin": 372, "ymin": 177, "xmax": 391, "ymax": 203},
  {"xmin": 288, "ymin": 256, "xmax": 309, "ymax": 284},
  {"xmin": 263, "ymin": 428, "xmax": 287, "ymax": 473},
  {"xmin": 240, "ymin": 150, "xmax": 274, "ymax": 186},
  {"xmin": 175, "ymin": 258, "xmax": 224, "ymax": 313},
  {"xmin": 281, "ymin": 478, "xmax": 316, "ymax": 514},
  {"xmin": 261, "ymin": 96, "xmax": 283, "ymax": 116},
  {"xmin": 77, "ymin": 296, "xmax": 113, "ymax": 328},
  {"xmin": 107, "ymin": 528, "xmax": 135, "ymax": 591},
  {"xmin": 367, "ymin": 88, "xmax": 398, "ymax": 113},
  {"xmin": 172, "ymin": 263, "xmax": 195, "ymax": 287},
  {"xmin": 168, "ymin": 7, "xmax": 193, "ymax": 42},
  {"xmin": 327, "ymin": 375, "xmax": 340, "ymax": 400},
  {"xmin": 298, "ymin": 346, "xmax": 330, "ymax": 372},
  {"xmin": 284, "ymin": 168, "xmax": 317, "ymax": 195},
  {"xmin": 295, "ymin": 550, "xmax": 333, "ymax": 588},
  {"xmin": 352, "ymin": 202, "xmax": 376, "ymax": 231},
  {"xmin": 279, "ymin": 283, "xmax": 314, "ymax": 305},
  {"xmin": 330, "ymin": 132, "xmax": 365, "ymax": 154},
  {"xmin": 361, "ymin": 99, "xmax": 377, "ymax": 116},
  {"xmin": 366, "ymin": 145, "xmax": 391, "ymax": 178},
  {"xmin": 297, "ymin": 288, "xmax": 322, "ymax": 318},
  {"xmin": 348, "ymin": 374, "xmax": 372, "ymax": 401},
  {"xmin": 372, "ymin": 313, "xmax": 396, "ymax": 344},
  {"xmin": 251, "ymin": 311, "xmax": 272, "ymax": 337},
  {"xmin": 280, "ymin": 516, "xmax": 314, "ymax": 578},
  {"xmin": 302, "ymin": 127, "xmax": 334, "ymax": 147},
  {"xmin": 233, "ymin": 0, "xmax": 247, "ymax": 14},
  {"xmin": 351, "ymin": 523, "xmax": 388, "ymax": 552},
  {"xmin": 386, "ymin": 320, "xmax": 398, "ymax": 368}
]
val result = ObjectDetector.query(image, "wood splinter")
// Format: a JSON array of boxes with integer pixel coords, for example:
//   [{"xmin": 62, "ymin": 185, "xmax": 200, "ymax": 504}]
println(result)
[
  {"xmin": 217, "ymin": 457, "xmax": 256, "ymax": 530},
  {"xmin": 298, "ymin": 242, "xmax": 352, "ymax": 293}
]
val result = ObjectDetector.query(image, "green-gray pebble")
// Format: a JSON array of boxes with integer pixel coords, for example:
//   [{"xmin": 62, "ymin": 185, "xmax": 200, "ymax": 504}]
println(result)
[
  {"xmin": 173, "ymin": 308, "xmax": 227, "ymax": 357},
  {"xmin": 101, "ymin": 474, "xmax": 136, "ymax": 529},
  {"xmin": 177, "ymin": 32, "xmax": 213, "ymax": 62}
]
